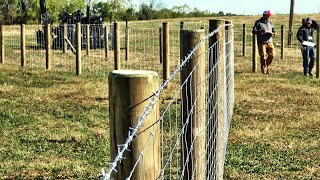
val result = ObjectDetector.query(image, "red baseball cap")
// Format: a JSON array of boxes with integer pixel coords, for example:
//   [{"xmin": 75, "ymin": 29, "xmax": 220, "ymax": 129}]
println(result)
[{"xmin": 263, "ymin": 10, "xmax": 272, "ymax": 16}]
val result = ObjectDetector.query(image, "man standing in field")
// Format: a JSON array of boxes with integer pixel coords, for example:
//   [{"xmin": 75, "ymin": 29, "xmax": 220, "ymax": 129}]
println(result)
[
  {"xmin": 297, "ymin": 17, "xmax": 318, "ymax": 76},
  {"xmin": 252, "ymin": 10, "xmax": 277, "ymax": 74}
]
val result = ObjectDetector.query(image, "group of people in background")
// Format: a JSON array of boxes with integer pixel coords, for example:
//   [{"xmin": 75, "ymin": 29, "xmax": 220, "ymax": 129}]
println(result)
[{"xmin": 252, "ymin": 10, "xmax": 318, "ymax": 76}]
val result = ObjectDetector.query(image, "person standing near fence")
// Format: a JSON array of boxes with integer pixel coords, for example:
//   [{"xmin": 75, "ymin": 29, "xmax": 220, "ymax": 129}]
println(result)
[
  {"xmin": 297, "ymin": 17, "xmax": 318, "ymax": 76},
  {"xmin": 252, "ymin": 9, "xmax": 277, "ymax": 74}
]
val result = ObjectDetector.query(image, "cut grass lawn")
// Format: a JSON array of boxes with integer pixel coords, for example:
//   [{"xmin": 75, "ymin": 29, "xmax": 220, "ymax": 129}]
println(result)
[
  {"xmin": 0, "ymin": 66, "xmax": 110, "ymax": 178},
  {"xmin": 224, "ymin": 57, "xmax": 320, "ymax": 179},
  {"xmin": 1, "ymin": 13, "xmax": 320, "ymax": 178}
]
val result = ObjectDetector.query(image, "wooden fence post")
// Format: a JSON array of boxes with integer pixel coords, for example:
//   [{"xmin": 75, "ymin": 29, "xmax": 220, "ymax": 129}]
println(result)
[
  {"xmin": 226, "ymin": 20, "xmax": 234, "ymax": 116},
  {"xmin": 76, "ymin": 22, "xmax": 81, "ymax": 75},
  {"xmin": 63, "ymin": 23, "xmax": 67, "ymax": 54},
  {"xmin": 86, "ymin": 24, "xmax": 90, "ymax": 56},
  {"xmin": 159, "ymin": 27, "xmax": 163, "ymax": 64},
  {"xmin": 316, "ymin": 25, "xmax": 320, "ymax": 78},
  {"xmin": 288, "ymin": 0, "xmax": 294, "ymax": 46},
  {"xmin": 114, "ymin": 20, "xmax": 120, "ymax": 70},
  {"xmin": 252, "ymin": 33, "xmax": 257, "ymax": 72},
  {"xmin": 21, "ymin": 24, "xmax": 26, "ymax": 67},
  {"xmin": 281, "ymin": 25, "xmax": 284, "ymax": 60},
  {"xmin": 0, "ymin": 25, "xmax": 4, "ymax": 64},
  {"xmin": 125, "ymin": 20, "xmax": 129, "ymax": 61},
  {"xmin": 104, "ymin": 26, "xmax": 108, "ymax": 60},
  {"xmin": 180, "ymin": 29, "xmax": 206, "ymax": 180},
  {"xmin": 209, "ymin": 19, "xmax": 226, "ymax": 180},
  {"xmin": 109, "ymin": 70, "xmax": 160, "ymax": 180},
  {"xmin": 242, "ymin": 24, "xmax": 246, "ymax": 56},
  {"xmin": 180, "ymin": 21, "xmax": 184, "ymax": 29},
  {"xmin": 162, "ymin": 22, "xmax": 169, "ymax": 83},
  {"xmin": 46, "ymin": 24, "xmax": 51, "ymax": 69}
]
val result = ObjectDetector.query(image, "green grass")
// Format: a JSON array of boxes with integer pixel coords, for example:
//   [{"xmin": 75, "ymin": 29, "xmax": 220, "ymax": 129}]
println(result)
[
  {"xmin": 1, "ymin": 14, "xmax": 320, "ymax": 179},
  {"xmin": 0, "ymin": 66, "xmax": 109, "ymax": 178},
  {"xmin": 223, "ymin": 56, "xmax": 320, "ymax": 179}
]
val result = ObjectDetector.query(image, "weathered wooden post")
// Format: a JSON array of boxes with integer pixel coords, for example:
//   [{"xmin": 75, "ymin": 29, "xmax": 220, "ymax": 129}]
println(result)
[
  {"xmin": 180, "ymin": 21, "xmax": 184, "ymax": 29},
  {"xmin": 281, "ymin": 25, "xmax": 284, "ymax": 60},
  {"xmin": 252, "ymin": 33, "xmax": 257, "ymax": 72},
  {"xmin": 21, "ymin": 24, "xmax": 26, "ymax": 67},
  {"xmin": 104, "ymin": 26, "xmax": 108, "ymax": 60},
  {"xmin": 209, "ymin": 19, "xmax": 226, "ymax": 180},
  {"xmin": 288, "ymin": 0, "xmax": 294, "ymax": 46},
  {"xmin": 226, "ymin": 20, "xmax": 234, "ymax": 116},
  {"xmin": 86, "ymin": 24, "xmax": 90, "ymax": 56},
  {"xmin": 125, "ymin": 20, "xmax": 129, "ymax": 61},
  {"xmin": 180, "ymin": 29, "xmax": 206, "ymax": 180},
  {"xmin": 159, "ymin": 27, "xmax": 163, "ymax": 64},
  {"xmin": 242, "ymin": 24, "xmax": 246, "ymax": 56},
  {"xmin": 162, "ymin": 22, "xmax": 169, "ymax": 84},
  {"xmin": 316, "ymin": 25, "xmax": 320, "ymax": 78},
  {"xmin": 76, "ymin": 22, "xmax": 81, "ymax": 75},
  {"xmin": 63, "ymin": 23, "xmax": 67, "ymax": 54},
  {"xmin": 109, "ymin": 70, "xmax": 160, "ymax": 180},
  {"xmin": 46, "ymin": 24, "xmax": 51, "ymax": 69},
  {"xmin": 0, "ymin": 25, "xmax": 4, "ymax": 64},
  {"xmin": 114, "ymin": 20, "xmax": 120, "ymax": 70}
]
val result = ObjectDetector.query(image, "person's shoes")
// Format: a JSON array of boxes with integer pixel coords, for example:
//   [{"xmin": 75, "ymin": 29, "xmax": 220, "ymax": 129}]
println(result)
[
  {"xmin": 309, "ymin": 72, "xmax": 314, "ymax": 76},
  {"xmin": 304, "ymin": 73, "xmax": 309, "ymax": 76},
  {"xmin": 261, "ymin": 67, "xmax": 268, "ymax": 74}
]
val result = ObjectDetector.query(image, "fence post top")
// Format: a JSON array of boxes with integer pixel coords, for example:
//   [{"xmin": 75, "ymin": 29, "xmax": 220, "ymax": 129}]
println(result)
[
  {"xmin": 109, "ymin": 70, "xmax": 158, "ymax": 78},
  {"xmin": 180, "ymin": 29, "xmax": 205, "ymax": 34},
  {"xmin": 209, "ymin": 19, "xmax": 225, "ymax": 22}
]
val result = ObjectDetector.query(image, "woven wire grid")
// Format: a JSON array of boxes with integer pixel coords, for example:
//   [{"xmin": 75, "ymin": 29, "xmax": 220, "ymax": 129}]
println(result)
[
  {"xmin": 102, "ymin": 24, "xmax": 234, "ymax": 180},
  {"xmin": 122, "ymin": 27, "xmax": 161, "ymax": 73},
  {"xmin": 3, "ymin": 25, "xmax": 21, "ymax": 66}
]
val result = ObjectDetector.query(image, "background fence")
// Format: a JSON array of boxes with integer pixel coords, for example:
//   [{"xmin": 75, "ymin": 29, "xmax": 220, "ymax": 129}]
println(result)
[{"xmin": 0, "ymin": 20, "xmax": 315, "ymax": 78}]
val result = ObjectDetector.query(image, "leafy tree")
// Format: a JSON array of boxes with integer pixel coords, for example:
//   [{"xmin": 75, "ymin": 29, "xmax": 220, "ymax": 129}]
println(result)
[
  {"xmin": 138, "ymin": 0, "xmax": 164, "ymax": 20},
  {"xmin": 65, "ymin": 0, "xmax": 86, "ymax": 13},
  {"xmin": 119, "ymin": 7, "xmax": 137, "ymax": 21},
  {"xmin": 154, "ymin": 8, "xmax": 172, "ymax": 19},
  {"xmin": 93, "ymin": 0, "xmax": 132, "ymax": 21},
  {"xmin": 25, "ymin": 0, "xmax": 40, "ymax": 24},
  {"xmin": 0, "ymin": 0, "xmax": 19, "ymax": 24},
  {"xmin": 93, "ymin": 1, "xmax": 112, "ymax": 22},
  {"xmin": 171, "ymin": 4, "xmax": 191, "ymax": 18}
]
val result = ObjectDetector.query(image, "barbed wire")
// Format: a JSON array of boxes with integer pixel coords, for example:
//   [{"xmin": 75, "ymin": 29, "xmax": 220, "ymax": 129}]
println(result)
[{"xmin": 102, "ymin": 23, "xmax": 232, "ymax": 180}]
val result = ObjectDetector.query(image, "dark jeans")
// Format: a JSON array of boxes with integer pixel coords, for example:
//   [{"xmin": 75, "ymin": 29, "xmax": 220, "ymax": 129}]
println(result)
[{"xmin": 302, "ymin": 46, "xmax": 316, "ymax": 74}]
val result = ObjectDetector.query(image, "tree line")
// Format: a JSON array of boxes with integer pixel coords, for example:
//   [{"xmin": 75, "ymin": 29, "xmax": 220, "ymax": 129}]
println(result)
[{"xmin": 0, "ymin": 0, "xmax": 237, "ymax": 25}]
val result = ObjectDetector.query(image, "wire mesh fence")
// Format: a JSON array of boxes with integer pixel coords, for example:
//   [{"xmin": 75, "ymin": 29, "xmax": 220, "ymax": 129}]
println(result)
[
  {"xmin": 0, "ymin": 19, "xmax": 317, "ymax": 179},
  {"xmin": 103, "ymin": 23, "xmax": 234, "ymax": 180},
  {"xmin": 0, "ymin": 21, "xmax": 309, "ymax": 78}
]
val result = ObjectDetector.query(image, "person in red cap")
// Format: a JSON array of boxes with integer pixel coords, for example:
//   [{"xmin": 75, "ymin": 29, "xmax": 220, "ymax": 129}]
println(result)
[{"xmin": 252, "ymin": 9, "xmax": 277, "ymax": 74}]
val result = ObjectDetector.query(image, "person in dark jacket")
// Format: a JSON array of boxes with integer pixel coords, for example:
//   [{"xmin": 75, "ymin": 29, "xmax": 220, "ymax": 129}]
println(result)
[
  {"xmin": 297, "ymin": 17, "xmax": 318, "ymax": 76},
  {"xmin": 252, "ymin": 9, "xmax": 277, "ymax": 74}
]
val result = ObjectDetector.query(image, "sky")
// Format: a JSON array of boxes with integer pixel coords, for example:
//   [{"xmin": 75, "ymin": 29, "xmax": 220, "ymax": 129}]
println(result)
[{"xmin": 131, "ymin": 0, "xmax": 320, "ymax": 15}]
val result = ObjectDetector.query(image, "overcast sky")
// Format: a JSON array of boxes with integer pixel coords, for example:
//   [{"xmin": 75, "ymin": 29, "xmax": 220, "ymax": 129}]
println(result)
[{"xmin": 131, "ymin": 0, "xmax": 320, "ymax": 15}]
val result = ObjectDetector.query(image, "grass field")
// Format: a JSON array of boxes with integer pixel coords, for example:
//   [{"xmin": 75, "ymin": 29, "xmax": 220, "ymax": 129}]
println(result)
[{"xmin": 1, "ymin": 14, "xmax": 320, "ymax": 179}]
